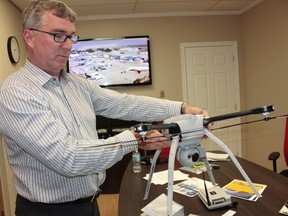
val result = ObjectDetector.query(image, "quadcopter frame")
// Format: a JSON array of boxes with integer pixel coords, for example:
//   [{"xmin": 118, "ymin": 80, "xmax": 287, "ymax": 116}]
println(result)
[{"xmin": 133, "ymin": 105, "xmax": 275, "ymax": 215}]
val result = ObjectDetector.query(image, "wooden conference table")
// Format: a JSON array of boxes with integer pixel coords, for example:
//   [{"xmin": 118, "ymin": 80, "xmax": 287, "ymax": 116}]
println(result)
[{"xmin": 119, "ymin": 155, "xmax": 288, "ymax": 216}]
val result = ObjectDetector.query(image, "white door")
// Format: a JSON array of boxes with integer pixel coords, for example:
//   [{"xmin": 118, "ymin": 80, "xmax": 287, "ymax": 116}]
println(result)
[{"xmin": 180, "ymin": 41, "xmax": 241, "ymax": 156}]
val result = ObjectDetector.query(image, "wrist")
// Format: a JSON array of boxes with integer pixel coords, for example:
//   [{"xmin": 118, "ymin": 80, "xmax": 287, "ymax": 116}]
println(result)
[
  {"xmin": 180, "ymin": 102, "xmax": 186, "ymax": 114},
  {"xmin": 130, "ymin": 129, "xmax": 142, "ymax": 142}
]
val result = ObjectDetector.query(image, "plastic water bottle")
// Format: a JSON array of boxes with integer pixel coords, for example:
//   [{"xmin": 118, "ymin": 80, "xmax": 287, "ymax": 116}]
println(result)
[{"xmin": 132, "ymin": 149, "xmax": 141, "ymax": 173}]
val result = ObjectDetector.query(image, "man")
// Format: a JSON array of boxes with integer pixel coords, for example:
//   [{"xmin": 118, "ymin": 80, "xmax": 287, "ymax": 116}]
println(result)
[{"xmin": 0, "ymin": 0, "xmax": 209, "ymax": 215}]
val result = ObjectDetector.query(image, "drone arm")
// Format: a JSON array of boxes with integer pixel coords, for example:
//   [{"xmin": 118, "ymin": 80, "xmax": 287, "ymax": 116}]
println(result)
[
  {"xmin": 133, "ymin": 123, "xmax": 180, "ymax": 134},
  {"xmin": 203, "ymin": 105, "xmax": 275, "ymax": 127},
  {"xmin": 134, "ymin": 105, "xmax": 275, "ymax": 133}
]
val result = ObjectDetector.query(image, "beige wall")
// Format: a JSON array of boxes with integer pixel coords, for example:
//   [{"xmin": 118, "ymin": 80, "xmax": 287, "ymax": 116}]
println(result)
[
  {"xmin": 1, "ymin": 0, "xmax": 288, "ymax": 215},
  {"xmin": 76, "ymin": 16, "xmax": 243, "ymax": 100},
  {"xmin": 0, "ymin": 1, "xmax": 25, "ymax": 215},
  {"xmin": 241, "ymin": 0, "xmax": 288, "ymax": 172},
  {"xmin": 0, "ymin": 2, "xmax": 26, "ymax": 79}
]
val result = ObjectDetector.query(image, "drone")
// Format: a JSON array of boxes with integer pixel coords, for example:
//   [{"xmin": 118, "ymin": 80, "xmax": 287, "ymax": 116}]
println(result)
[{"xmin": 133, "ymin": 105, "xmax": 275, "ymax": 215}]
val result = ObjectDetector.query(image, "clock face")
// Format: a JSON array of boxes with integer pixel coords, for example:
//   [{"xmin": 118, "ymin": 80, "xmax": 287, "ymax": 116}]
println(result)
[{"xmin": 7, "ymin": 36, "xmax": 20, "ymax": 64}]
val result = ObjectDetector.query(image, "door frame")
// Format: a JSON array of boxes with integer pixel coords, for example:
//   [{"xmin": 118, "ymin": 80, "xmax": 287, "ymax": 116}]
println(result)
[{"xmin": 180, "ymin": 41, "xmax": 242, "ymax": 156}]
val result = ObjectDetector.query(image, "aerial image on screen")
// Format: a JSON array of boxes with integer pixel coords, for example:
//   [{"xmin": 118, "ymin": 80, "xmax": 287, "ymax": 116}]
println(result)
[{"xmin": 68, "ymin": 36, "xmax": 151, "ymax": 87}]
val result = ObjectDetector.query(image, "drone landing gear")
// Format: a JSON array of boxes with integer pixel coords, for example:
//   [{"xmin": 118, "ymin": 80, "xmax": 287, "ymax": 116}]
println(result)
[
  {"xmin": 142, "ymin": 119, "xmax": 261, "ymax": 216},
  {"xmin": 138, "ymin": 105, "xmax": 275, "ymax": 215}
]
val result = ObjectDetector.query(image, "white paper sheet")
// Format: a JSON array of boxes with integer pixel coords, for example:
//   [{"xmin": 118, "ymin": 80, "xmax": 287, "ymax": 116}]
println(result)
[
  {"xmin": 141, "ymin": 193, "xmax": 184, "ymax": 216},
  {"xmin": 143, "ymin": 170, "xmax": 190, "ymax": 185}
]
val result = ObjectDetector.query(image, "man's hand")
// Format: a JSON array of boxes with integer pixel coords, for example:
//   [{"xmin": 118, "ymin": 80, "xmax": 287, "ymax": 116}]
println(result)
[
  {"xmin": 182, "ymin": 104, "xmax": 212, "ymax": 132},
  {"xmin": 182, "ymin": 104, "xmax": 209, "ymax": 118},
  {"xmin": 131, "ymin": 129, "xmax": 170, "ymax": 150}
]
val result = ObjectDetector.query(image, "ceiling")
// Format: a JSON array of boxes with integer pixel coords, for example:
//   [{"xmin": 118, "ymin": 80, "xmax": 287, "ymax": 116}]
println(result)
[{"xmin": 9, "ymin": 0, "xmax": 263, "ymax": 20}]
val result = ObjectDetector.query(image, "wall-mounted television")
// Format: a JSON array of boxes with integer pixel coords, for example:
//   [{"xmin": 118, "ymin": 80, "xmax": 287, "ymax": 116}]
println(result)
[{"xmin": 67, "ymin": 36, "xmax": 152, "ymax": 87}]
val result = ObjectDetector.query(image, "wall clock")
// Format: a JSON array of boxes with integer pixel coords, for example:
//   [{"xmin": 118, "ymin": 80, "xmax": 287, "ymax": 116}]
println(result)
[{"xmin": 7, "ymin": 36, "xmax": 20, "ymax": 64}]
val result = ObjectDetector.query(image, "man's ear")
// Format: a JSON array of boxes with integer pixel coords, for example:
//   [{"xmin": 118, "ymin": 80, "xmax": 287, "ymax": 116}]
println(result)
[{"xmin": 23, "ymin": 29, "xmax": 33, "ymax": 47}]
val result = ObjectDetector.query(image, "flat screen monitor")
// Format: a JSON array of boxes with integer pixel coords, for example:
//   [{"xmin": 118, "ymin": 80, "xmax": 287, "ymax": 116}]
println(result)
[{"xmin": 67, "ymin": 36, "xmax": 152, "ymax": 87}]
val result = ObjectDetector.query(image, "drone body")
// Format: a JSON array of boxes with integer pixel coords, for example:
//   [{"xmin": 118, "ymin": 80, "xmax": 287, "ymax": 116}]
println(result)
[
  {"xmin": 134, "ymin": 105, "xmax": 274, "ymax": 215},
  {"xmin": 162, "ymin": 114, "xmax": 205, "ymax": 167}
]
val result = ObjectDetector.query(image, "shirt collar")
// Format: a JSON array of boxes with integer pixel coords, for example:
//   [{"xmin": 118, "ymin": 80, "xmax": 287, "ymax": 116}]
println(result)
[{"xmin": 24, "ymin": 60, "xmax": 70, "ymax": 86}]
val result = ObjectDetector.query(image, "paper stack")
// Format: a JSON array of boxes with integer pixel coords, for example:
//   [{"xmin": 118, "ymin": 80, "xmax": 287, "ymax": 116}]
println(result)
[{"xmin": 141, "ymin": 193, "xmax": 184, "ymax": 216}]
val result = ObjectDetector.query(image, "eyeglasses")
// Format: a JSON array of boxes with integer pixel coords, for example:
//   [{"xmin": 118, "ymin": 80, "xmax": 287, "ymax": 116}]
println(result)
[{"xmin": 29, "ymin": 28, "xmax": 79, "ymax": 44}]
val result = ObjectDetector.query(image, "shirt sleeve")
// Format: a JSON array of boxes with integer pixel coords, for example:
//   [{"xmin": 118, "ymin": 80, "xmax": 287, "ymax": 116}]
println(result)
[
  {"xmin": 0, "ymin": 85, "xmax": 137, "ymax": 177},
  {"xmin": 89, "ymin": 82, "xmax": 182, "ymax": 122},
  {"xmin": 0, "ymin": 78, "xmax": 182, "ymax": 178}
]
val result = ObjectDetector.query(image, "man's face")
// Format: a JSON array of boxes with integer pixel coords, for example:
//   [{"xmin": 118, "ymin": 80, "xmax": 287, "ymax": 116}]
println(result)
[{"xmin": 24, "ymin": 12, "xmax": 76, "ymax": 76}]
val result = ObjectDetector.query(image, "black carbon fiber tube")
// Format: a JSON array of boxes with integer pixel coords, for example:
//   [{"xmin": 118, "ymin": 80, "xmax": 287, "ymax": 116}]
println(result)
[{"xmin": 203, "ymin": 105, "xmax": 275, "ymax": 127}]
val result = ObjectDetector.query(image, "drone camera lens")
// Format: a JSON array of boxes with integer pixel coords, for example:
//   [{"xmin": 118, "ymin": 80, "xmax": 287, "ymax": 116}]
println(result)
[{"xmin": 192, "ymin": 153, "xmax": 199, "ymax": 162}]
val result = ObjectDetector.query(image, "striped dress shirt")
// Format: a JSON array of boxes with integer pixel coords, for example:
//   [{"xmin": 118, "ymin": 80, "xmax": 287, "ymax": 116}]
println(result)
[{"xmin": 0, "ymin": 60, "xmax": 182, "ymax": 203}]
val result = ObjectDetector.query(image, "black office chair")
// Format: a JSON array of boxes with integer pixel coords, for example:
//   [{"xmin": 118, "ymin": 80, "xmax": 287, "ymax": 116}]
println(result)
[
  {"xmin": 268, "ymin": 117, "xmax": 288, "ymax": 177},
  {"xmin": 268, "ymin": 152, "xmax": 288, "ymax": 176}
]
